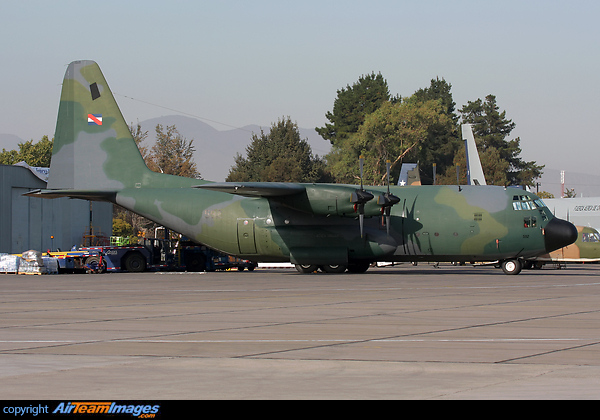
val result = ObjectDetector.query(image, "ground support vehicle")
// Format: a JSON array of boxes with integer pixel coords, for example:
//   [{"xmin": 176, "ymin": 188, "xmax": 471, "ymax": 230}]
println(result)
[
  {"xmin": 48, "ymin": 250, "xmax": 105, "ymax": 273},
  {"xmin": 78, "ymin": 238, "xmax": 257, "ymax": 273}
]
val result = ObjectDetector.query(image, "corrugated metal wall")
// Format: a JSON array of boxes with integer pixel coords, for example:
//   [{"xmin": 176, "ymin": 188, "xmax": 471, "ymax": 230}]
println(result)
[{"xmin": 1, "ymin": 165, "xmax": 112, "ymax": 253}]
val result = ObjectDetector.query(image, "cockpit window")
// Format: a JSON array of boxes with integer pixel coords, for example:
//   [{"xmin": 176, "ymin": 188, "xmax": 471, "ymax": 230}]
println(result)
[
  {"xmin": 582, "ymin": 232, "xmax": 600, "ymax": 242},
  {"xmin": 512, "ymin": 195, "xmax": 547, "ymax": 211}
]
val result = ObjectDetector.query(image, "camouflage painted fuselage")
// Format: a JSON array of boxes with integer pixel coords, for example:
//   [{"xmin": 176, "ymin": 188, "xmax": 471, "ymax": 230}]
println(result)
[
  {"xmin": 29, "ymin": 60, "xmax": 577, "ymax": 270},
  {"xmin": 113, "ymin": 183, "xmax": 551, "ymax": 265}
]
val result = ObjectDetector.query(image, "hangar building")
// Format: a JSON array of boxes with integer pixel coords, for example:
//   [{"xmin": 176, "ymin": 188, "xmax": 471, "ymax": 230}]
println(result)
[{"xmin": 0, "ymin": 163, "xmax": 112, "ymax": 254}]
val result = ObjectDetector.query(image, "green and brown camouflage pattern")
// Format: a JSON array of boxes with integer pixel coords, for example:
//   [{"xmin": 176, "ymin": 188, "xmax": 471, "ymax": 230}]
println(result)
[{"xmin": 28, "ymin": 61, "xmax": 578, "ymax": 273}]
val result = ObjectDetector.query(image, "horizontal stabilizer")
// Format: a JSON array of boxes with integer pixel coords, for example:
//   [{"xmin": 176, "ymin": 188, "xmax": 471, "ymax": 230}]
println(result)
[
  {"xmin": 194, "ymin": 182, "xmax": 306, "ymax": 197},
  {"xmin": 24, "ymin": 189, "xmax": 117, "ymax": 201}
]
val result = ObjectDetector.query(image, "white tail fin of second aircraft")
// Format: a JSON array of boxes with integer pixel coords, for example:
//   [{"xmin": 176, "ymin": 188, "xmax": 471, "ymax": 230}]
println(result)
[{"xmin": 462, "ymin": 123, "xmax": 487, "ymax": 186}]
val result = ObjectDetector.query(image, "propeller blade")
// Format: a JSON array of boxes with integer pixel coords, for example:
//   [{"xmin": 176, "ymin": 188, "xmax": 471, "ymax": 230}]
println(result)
[
  {"xmin": 359, "ymin": 212, "xmax": 364, "ymax": 238},
  {"xmin": 376, "ymin": 161, "xmax": 399, "ymax": 236},
  {"xmin": 386, "ymin": 160, "xmax": 391, "ymax": 194},
  {"xmin": 359, "ymin": 155, "xmax": 364, "ymax": 190},
  {"xmin": 353, "ymin": 155, "xmax": 371, "ymax": 238},
  {"xmin": 385, "ymin": 207, "xmax": 391, "ymax": 236}
]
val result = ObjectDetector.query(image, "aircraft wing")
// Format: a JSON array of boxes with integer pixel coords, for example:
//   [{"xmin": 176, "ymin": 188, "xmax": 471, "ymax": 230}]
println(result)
[
  {"xmin": 193, "ymin": 182, "xmax": 306, "ymax": 197},
  {"xmin": 194, "ymin": 182, "xmax": 397, "ymax": 232}
]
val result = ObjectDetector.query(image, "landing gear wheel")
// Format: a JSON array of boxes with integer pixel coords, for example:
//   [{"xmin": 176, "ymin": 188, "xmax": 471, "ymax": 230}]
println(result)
[
  {"xmin": 295, "ymin": 264, "xmax": 318, "ymax": 274},
  {"xmin": 321, "ymin": 264, "xmax": 347, "ymax": 273},
  {"xmin": 501, "ymin": 259, "xmax": 522, "ymax": 275}
]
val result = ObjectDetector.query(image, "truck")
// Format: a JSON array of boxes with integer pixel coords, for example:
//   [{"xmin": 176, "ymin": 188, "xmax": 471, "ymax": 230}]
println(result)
[{"xmin": 72, "ymin": 237, "xmax": 257, "ymax": 273}]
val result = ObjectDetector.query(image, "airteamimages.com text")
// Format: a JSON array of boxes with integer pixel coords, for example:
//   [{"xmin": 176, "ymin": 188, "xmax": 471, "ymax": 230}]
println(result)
[{"xmin": 2, "ymin": 401, "xmax": 162, "ymax": 418}]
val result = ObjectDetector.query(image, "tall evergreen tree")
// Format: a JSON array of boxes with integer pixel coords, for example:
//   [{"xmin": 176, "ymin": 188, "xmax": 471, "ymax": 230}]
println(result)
[
  {"xmin": 316, "ymin": 72, "xmax": 399, "ymax": 146},
  {"xmin": 227, "ymin": 117, "xmax": 330, "ymax": 183},
  {"xmin": 406, "ymin": 77, "xmax": 461, "ymax": 184},
  {"xmin": 459, "ymin": 95, "xmax": 543, "ymax": 186}
]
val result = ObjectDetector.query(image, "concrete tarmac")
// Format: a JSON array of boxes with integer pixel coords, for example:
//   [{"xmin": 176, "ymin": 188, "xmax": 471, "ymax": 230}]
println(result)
[{"xmin": 1, "ymin": 263, "xmax": 600, "ymax": 400}]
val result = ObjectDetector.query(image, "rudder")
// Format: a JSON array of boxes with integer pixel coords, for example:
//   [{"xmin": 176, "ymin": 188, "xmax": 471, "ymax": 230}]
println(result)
[{"xmin": 48, "ymin": 60, "xmax": 152, "ymax": 191}]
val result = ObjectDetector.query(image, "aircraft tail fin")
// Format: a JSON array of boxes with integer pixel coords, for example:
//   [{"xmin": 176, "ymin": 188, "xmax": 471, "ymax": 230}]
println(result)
[
  {"xmin": 48, "ymin": 60, "xmax": 153, "ymax": 191},
  {"xmin": 462, "ymin": 123, "xmax": 487, "ymax": 186}
]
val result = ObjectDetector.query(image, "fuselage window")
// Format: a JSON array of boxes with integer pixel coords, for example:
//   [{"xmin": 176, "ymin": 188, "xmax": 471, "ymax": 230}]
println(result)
[{"xmin": 523, "ymin": 216, "xmax": 537, "ymax": 228}]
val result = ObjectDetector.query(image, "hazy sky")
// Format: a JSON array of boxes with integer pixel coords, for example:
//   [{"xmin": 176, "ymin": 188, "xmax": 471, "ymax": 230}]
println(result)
[{"xmin": 2, "ymin": 0, "xmax": 599, "ymax": 180}]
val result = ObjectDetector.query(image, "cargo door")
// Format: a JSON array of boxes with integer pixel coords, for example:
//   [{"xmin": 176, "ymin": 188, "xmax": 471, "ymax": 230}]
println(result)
[{"xmin": 237, "ymin": 218, "xmax": 257, "ymax": 254}]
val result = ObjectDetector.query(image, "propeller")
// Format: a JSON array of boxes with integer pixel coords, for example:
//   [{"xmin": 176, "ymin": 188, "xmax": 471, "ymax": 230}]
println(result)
[
  {"xmin": 350, "ymin": 155, "xmax": 374, "ymax": 238},
  {"xmin": 376, "ymin": 160, "xmax": 400, "ymax": 235}
]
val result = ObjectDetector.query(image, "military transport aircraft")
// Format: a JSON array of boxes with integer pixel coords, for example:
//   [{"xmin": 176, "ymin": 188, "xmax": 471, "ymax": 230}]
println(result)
[{"xmin": 26, "ymin": 60, "xmax": 578, "ymax": 275}]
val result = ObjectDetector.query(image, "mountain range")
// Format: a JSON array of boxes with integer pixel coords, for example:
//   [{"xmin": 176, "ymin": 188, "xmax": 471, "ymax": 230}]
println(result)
[
  {"xmin": 2, "ymin": 115, "xmax": 600, "ymax": 197},
  {"xmin": 136, "ymin": 115, "xmax": 331, "ymax": 182},
  {"xmin": 1, "ymin": 115, "xmax": 331, "ymax": 182}
]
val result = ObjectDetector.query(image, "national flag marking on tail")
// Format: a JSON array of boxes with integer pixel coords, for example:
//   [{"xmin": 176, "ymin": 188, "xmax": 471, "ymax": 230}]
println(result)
[{"xmin": 88, "ymin": 114, "xmax": 102, "ymax": 125}]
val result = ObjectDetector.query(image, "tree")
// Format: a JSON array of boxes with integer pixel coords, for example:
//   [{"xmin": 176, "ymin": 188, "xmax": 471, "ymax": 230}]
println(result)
[
  {"xmin": 316, "ymin": 72, "xmax": 399, "ymax": 146},
  {"xmin": 459, "ymin": 95, "xmax": 543, "ymax": 186},
  {"xmin": 326, "ymin": 100, "xmax": 453, "ymax": 185},
  {"xmin": 227, "ymin": 117, "xmax": 330, "ymax": 183},
  {"xmin": 129, "ymin": 122, "xmax": 150, "ymax": 162},
  {"xmin": 536, "ymin": 191, "xmax": 555, "ymax": 199},
  {"xmin": 148, "ymin": 124, "xmax": 200, "ymax": 178},
  {"xmin": 112, "ymin": 217, "xmax": 134, "ymax": 237},
  {"xmin": 436, "ymin": 143, "xmax": 510, "ymax": 186},
  {"xmin": 115, "ymin": 123, "xmax": 199, "ymax": 239},
  {"xmin": 406, "ymin": 78, "xmax": 461, "ymax": 184},
  {"xmin": 0, "ymin": 135, "xmax": 53, "ymax": 167}
]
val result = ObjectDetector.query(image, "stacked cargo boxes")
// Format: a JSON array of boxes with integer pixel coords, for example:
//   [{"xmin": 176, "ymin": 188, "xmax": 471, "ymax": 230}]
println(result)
[{"xmin": 0, "ymin": 251, "xmax": 58, "ymax": 275}]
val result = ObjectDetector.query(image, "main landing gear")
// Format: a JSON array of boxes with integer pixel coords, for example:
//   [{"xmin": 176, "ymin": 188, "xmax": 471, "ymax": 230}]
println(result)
[{"xmin": 295, "ymin": 262, "xmax": 371, "ymax": 274}]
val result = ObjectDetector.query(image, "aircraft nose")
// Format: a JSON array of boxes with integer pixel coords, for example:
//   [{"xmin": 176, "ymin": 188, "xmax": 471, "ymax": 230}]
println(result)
[{"xmin": 544, "ymin": 218, "xmax": 578, "ymax": 252}]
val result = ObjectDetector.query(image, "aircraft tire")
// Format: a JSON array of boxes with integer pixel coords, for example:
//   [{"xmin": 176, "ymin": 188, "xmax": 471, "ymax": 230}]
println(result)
[
  {"xmin": 321, "ymin": 264, "xmax": 347, "ymax": 273},
  {"xmin": 501, "ymin": 259, "xmax": 522, "ymax": 275},
  {"xmin": 295, "ymin": 264, "xmax": 318, "ymax": 274}
]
